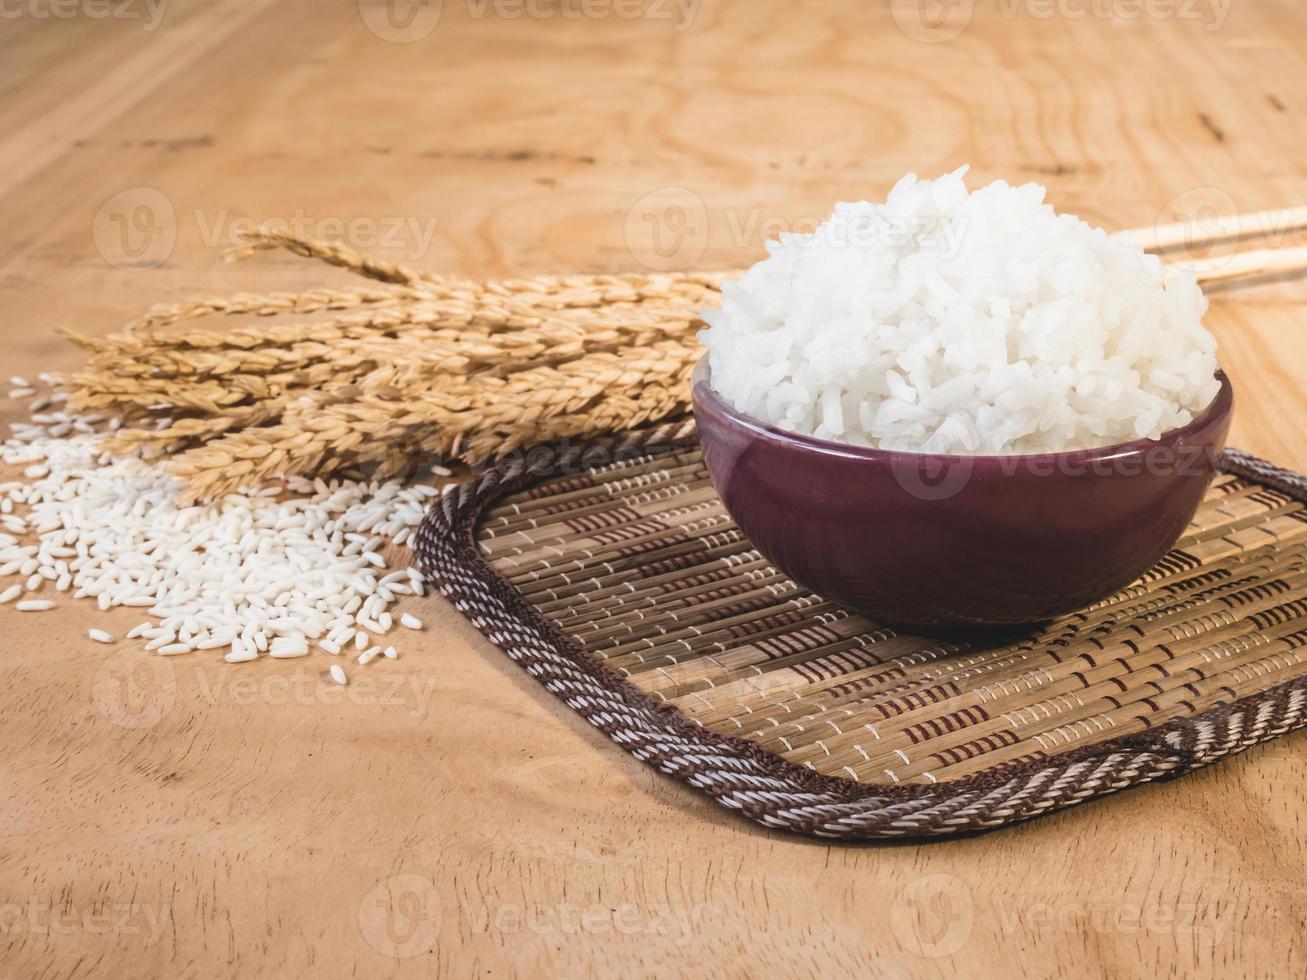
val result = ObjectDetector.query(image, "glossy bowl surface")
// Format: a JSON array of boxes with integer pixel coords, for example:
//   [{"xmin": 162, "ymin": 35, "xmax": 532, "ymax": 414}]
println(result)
[{"xmin": 692, "ymin": 358, "xmax": 1234, "ymax": 629}]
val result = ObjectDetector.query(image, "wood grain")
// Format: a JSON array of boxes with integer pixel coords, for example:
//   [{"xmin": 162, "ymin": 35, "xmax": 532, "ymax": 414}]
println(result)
[{"xmin": 2, "ymin": 0, "xmax": 1307, "ymax": 976}]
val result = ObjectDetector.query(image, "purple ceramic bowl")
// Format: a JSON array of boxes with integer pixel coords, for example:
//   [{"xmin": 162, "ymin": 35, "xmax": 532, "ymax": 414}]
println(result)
[{"xmin": 692, "ymin": 358, "xmax": 1234, "ymax": 630}]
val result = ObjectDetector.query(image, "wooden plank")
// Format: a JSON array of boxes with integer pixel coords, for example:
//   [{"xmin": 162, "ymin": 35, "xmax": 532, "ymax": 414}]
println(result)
[{"xmin": 1, "ymin": 1, "xmax": 1306, "ymax": 976}]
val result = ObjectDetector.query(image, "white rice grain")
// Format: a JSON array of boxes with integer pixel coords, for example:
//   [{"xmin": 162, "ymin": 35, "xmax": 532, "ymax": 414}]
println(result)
[
  {"xmin": 702, "ymin": 166, "xmax": 1221, "ymax": 454},
  {"xmin": 358, "ymin": 646, "xmax": 382, "ymax": 666},
  {"xmin": 2, "ymin": 410, "xmax": 439, "ymax": 675}
]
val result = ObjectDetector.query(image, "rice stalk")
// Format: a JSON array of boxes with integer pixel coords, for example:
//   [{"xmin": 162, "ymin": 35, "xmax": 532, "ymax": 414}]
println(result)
[
  {"xmin": 168, "ymin": 339, "xmax": 701, "ymax": 501},
  {"xmin": 59, "ymin": 227, "xmax": 722, "ymax": 499},
  {"xmin": 125, "ymin": 285, "xmax": 423, "ymax": 333}
]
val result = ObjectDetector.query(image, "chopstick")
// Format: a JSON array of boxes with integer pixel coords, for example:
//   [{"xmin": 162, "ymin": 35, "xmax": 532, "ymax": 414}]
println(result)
[
  {"xmin": 1112, "ymin": 202, "xmax": 1307, "ymax": 286},
  {"xmin": 1181, "ymin": 244, "xmax": 1307, "ymax": 284},
  {"xmin": 1123, "ymin": 204, "xmax": 1307, "ymax": 252}
]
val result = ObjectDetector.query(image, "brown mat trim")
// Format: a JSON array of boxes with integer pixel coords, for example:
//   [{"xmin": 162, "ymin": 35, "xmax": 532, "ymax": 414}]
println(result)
[{"xmin": 412, "ymin": 421, "xmax": 1307, "ymax": 839}]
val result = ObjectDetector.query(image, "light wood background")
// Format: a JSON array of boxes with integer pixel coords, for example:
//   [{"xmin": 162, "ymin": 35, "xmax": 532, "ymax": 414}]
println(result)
[{"xmin": 3, "ymin": 1, "xmax": 1307, "ymax": 976}]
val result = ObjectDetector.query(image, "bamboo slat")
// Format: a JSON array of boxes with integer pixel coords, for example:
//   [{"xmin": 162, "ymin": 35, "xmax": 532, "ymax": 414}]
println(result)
[{"xmin": 480, "ymin": 446, "xmax": 1307, "ymax": 785}]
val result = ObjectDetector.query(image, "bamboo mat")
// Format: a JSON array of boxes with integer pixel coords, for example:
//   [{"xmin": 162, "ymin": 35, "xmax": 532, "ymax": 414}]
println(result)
[{"xmin": 414, "ymin": 421, "xmax": 1307, "ymax": 838}]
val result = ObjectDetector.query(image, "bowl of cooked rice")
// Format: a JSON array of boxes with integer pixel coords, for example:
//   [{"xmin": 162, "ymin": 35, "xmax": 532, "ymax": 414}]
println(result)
[{"xmin": 693, "ymin": 167, "xmax": 1234, "ymax": 629}]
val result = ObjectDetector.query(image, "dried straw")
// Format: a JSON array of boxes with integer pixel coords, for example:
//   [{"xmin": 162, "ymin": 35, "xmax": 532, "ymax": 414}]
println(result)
[{"xmin": 57, "ymin": 227, "xmax": 720, "ymax": 499}]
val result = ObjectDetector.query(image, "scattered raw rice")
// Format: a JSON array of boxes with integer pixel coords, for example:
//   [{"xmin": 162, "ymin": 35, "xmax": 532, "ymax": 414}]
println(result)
[
  {"xmin": 2, "ymin": 412, "xmax": 436, "ymax": 669},
  {"xmin": 88, "ymin": 628, "xmax": 114, "ymax": 644},
  {"xmin": 329, "ymin": 664, "xmax": 348, "ymax": 686},
  {"xmin": 358, "ymin": 646, "xmax": 382, "ymax": 666},
  {"xmin": 269, "ymin": 635, "xmax": 310, "ymax": 659},
  {"xmin": 401, "ymin": 613, "xmax": 423, "ymax": 631}
]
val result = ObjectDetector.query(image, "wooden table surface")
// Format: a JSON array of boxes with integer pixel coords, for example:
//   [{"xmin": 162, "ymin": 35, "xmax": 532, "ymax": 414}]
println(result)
[{"xmin": 3, "ymin": 1, "xmax": 1307, "ymax": 976}]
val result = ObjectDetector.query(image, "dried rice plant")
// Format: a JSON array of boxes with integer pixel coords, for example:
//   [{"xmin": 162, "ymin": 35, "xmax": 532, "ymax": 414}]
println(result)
[{"xmin": 61, "ymin": 227, "xmax": 723, "ymax": 500}]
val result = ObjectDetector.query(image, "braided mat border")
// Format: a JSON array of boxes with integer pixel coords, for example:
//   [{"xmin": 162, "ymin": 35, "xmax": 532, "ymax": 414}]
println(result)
[{"xmin": 412, "ymin": 422, "xmax": 1307, "ymax": 839}]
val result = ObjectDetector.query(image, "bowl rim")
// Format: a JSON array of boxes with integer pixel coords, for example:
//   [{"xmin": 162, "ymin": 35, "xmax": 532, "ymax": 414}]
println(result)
[{"xmin": 691, "ymin": 356, "xmax": 1234, "ymax": 466}]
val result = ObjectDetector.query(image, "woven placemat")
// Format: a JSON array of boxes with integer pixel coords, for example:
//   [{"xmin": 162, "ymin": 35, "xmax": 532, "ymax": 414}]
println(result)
[{"xmin": 413, "ymin": 421, "xmax": 1307, "ymax": 839}]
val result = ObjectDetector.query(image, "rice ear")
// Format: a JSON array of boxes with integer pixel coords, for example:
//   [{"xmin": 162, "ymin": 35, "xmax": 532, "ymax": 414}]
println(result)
[{"xmin": 58, "ymin": 234, "xmax": 718, "ymax": 499}]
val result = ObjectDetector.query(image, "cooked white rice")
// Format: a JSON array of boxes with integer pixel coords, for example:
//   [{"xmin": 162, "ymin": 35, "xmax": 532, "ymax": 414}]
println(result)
[{"xmin": 701, "ymin": 166, "xmax": 1221, "ymax": 454}]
